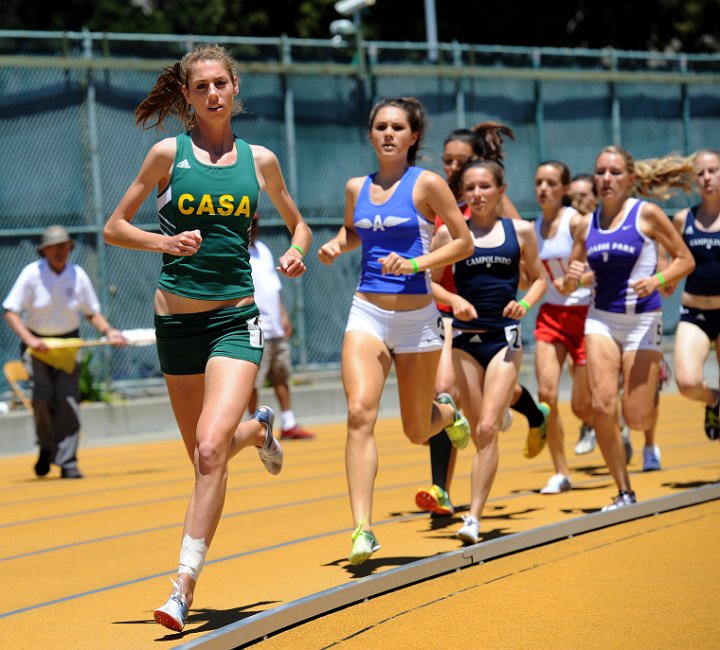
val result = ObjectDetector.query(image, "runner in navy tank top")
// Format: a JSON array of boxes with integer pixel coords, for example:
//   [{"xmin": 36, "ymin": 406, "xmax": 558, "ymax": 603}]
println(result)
[
  {"xmin": 415, "ymin": 124, "xmax": 548, "ymax": 522},
  {"xmin": 318, "ymin": 97, "xmax": 473, "ymax": 565},
  {"xmin": 672, "ymin": 149, "xmax": 720, "ymax": 441},
  {"xmin": 563, "ymin": 146, "xmax": 695, "ymax": 512},
  {"xmin": 432, "ymin": 159, "xmax": 546, "ymax": 546}
]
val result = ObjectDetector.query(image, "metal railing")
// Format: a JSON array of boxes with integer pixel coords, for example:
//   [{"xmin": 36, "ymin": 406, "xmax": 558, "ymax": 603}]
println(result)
[{"xmin": 1, "ymin": 30, "xmax": 717, "ymax": 386}]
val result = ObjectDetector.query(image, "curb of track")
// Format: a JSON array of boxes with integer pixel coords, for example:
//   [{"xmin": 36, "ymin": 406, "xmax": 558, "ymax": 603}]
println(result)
[{"xmin": 174, "ymin": 482, "xmax": 720, "ymax": 649}]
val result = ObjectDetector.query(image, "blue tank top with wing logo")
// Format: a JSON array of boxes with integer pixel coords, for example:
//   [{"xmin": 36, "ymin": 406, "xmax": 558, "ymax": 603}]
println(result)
[{"xmin": 353, "ymin": 166, "xmax": 434, "ymax": 295}]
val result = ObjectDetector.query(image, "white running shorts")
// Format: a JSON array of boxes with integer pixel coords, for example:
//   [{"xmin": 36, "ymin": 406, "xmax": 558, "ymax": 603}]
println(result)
[
  {"xmin": 345, "ymin": 296, "xmax": 444, "ymax": 354},
  {"xmin": 584, "ymin": 307, "xmax": 663, "ymax": 352}
]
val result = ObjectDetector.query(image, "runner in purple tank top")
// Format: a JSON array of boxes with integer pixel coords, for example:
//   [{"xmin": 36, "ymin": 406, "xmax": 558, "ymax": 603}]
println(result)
[{"xmin": 562, "ymin": 146, "xmax": 695, "ymax": 512}]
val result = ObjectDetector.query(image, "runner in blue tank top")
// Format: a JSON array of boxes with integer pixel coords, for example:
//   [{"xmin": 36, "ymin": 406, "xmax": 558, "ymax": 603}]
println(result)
[
  {"xmin": 432, "ymin": 159, "xmax": 546, "ymax": 545},
  {"xmin": 318, "ymin": 97, "xmax": 473, "ymax": 565},
  {"xmin": 563, "ymin": 146, "xmax": 695, "ymax": 512},
  {"xmin": 671, "ymin": 149, "xmax": 720, "ymax": 441}
]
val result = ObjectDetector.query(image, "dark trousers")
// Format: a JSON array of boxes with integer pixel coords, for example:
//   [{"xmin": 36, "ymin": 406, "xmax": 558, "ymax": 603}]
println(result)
[{"xmin": 29, "ymin": 356, "xmax": 81, "ymax": 470}]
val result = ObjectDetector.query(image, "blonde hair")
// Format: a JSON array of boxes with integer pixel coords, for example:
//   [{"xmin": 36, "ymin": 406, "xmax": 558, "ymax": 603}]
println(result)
[
  {"xmin": 597, "ymin": 145, "xmax": 696, "ymax": 200},
  {"xmin": 692, "ymin": 148, "xmax": 720, "ymax": 164},
  {"xmin": 134, "ymin": 44, "xmax": 243, "ymax": 131}
]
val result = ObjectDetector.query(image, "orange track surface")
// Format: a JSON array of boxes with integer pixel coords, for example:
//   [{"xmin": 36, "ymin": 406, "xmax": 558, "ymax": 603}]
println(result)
[{"xmin": 2, "ymin": 393, "xmax": 719, "ymax": 649}]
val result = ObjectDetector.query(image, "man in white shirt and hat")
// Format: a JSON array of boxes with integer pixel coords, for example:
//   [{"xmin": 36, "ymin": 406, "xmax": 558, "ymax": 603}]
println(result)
[{"xmin": 3, "ymin": 226, "xmax": 126, "ymax": 478}]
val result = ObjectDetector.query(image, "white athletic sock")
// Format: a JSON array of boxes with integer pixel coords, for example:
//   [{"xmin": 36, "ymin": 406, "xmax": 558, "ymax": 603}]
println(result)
[{"xmin": 281, "ymin": 410, "xmax": 296, "ymax": 430}]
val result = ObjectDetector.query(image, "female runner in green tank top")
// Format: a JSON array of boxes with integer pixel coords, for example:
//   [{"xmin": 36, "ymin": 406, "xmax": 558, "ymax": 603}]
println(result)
[{"xmin": 104, "ymin": 44, "xmax": 311, "ymax": 632}]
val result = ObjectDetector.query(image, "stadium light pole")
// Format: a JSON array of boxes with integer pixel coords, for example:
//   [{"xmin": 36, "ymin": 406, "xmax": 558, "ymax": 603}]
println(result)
[
  {"xmin": 424, "ymin": 0, "xmax": 438, "ymax": 63},
  {"xmin": 332, "ymin": 0, "xmax": 375, "ymax": 80}
]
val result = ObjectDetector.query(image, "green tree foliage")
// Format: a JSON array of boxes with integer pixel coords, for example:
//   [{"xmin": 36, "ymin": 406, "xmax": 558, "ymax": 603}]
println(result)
[{"xmin": 2, "ymin": 0, "xmax": 719, "ymax": 52}]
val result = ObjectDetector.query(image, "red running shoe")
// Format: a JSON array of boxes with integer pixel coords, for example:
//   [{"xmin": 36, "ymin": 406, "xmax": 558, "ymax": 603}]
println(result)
[{"xmin": 280, "ymin": 425, "xmax": 316, "ymax": 440}]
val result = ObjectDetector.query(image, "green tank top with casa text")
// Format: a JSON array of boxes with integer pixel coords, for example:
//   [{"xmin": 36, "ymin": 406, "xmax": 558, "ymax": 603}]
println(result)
[{"xmin": 157, "ymin": 132, "xmax": 259, "ymax": 300}]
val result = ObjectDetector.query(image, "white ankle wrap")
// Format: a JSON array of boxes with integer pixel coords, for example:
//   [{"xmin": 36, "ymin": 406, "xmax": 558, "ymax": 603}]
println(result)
[{"xmin": 178, "ymin": 535, "xmax": 207, "ymax": 581}]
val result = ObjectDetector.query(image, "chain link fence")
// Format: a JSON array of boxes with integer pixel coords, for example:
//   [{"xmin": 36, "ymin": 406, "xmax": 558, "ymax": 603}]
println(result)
[{"xmin": 2, "ymin": 31, "xmax": 719, "ymax": 394}]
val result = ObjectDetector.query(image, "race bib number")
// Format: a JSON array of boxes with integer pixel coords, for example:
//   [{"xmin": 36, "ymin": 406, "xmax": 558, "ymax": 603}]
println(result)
[
  {"xmin": 504, "ymin": 323, "xmax": 522, "ymax": 350},
  {"xmin": 436, "ymin": 315, "xmax": 445, "ymax": 340},
  {"xmin": 248, "ymin": 316, "xmax": 264, "ymax": 349}
]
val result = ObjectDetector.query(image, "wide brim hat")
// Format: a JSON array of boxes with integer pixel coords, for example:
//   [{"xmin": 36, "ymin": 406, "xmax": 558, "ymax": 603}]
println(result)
[{"xmin": 37, "ymin": 226, "xmax": 74, "ymax": 253}]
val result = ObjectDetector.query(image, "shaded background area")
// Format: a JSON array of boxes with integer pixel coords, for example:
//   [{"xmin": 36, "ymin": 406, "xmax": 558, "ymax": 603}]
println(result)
[{"xmin": 1, "ymin": 31, "xmax": 720, "ymax": 389}]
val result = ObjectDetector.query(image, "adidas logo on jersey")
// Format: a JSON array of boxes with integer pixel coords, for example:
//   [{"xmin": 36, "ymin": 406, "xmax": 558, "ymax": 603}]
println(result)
[
  {"xmin": 469, "ymin": 334, "xmax": 483, "ymax": 343},
  {"xmin": 176, "ymin": 159, "xmax": 191, "ymax": 169},
  {"xmin": 685, "ymin": 225, "xmax": 694, "ymax": 234}
]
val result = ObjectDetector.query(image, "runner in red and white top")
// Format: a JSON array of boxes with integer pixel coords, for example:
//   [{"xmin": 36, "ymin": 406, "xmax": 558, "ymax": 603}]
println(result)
[{"xmin": 533, "ymin": 160, "xmax": 594, "ymax": 494}]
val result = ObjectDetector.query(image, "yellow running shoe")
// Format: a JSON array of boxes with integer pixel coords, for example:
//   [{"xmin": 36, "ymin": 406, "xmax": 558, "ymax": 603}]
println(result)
[
  {"xmin": 348, "ymin": 520, "xmax": 380, "ymax": 565},
  {"xmin": 415, "ymin": 484, "xmax": 455, "ymax": 516},
  {"xmin": 704, "ymin": 398, "xmax": 720, "ymax": 440},
  {"xmin": 524, "ymin": 401, "xmax": 550, "ymax": 459},
  {"xmin": 437, "ymin": 393, "xmax": 471, "ymax": 450}
]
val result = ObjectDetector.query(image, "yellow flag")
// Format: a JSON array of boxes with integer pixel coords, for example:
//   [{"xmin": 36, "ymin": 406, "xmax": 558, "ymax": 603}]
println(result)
[{"xmin": 29, "ymin": 338, "xmax": 85, "ymax": 373}]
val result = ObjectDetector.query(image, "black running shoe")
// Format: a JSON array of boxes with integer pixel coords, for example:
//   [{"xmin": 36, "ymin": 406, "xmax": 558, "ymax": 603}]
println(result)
[
  {"xmin": 704, "ymin": 401, "xmax": 720, "ymax": 441},
  {"xmin": 34, "ymin": 450, "xmax": 51, "ymax": 477}
]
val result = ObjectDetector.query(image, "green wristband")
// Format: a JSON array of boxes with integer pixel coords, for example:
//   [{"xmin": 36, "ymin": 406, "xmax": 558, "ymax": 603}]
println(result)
[
  {"xmin": 410, "ymin": 258, "xmax": 419, "ymax": 274},
  {"xmin": 291, "ymin": 244, "xmax": 305, "ymax": 257},
  {"xmin": 655, "ymin": 272, "xmax": 666, "ymax": 287},
  {"xmin": 518, "ymin": 299, "xmax": 530, "ymax": 311}
]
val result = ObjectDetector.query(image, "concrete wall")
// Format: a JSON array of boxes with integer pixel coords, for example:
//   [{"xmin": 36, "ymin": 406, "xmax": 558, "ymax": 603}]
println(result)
[
  {"xmin": 0, "ymin": 359, "xmax": 547, "ymax": 456},
  {"xmin": 0, "ymin": 376, "xmax": 400, "ymax": 456}
]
